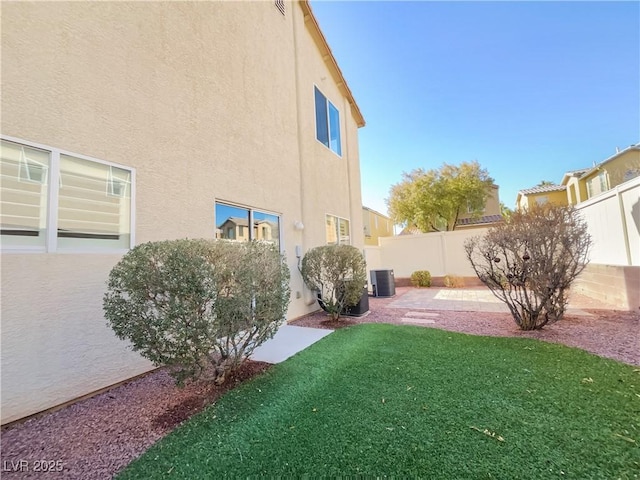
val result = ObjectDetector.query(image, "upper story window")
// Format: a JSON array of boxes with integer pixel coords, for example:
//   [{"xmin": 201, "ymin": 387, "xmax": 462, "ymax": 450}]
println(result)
[
  {"xmin": 535, "ymin": 195, "xmax": 548, "ymax": 206},
  {"xmin": 1, "ymin": 137, "xmax": 134, "ymax": 252},
  {"xmin": 314, "ymin": 86, "xmax": 342, "ymax": 156},
  {"xmin": 586, "ymin": 170, "xmax": 610, "ymax": 199},
  {"xmin": 215, "ymin": 201, "xmax": 281, "ymax": 250},
  {"xmin": 326, "ymin": 214, "xmax": 350, "ymax": 245}
]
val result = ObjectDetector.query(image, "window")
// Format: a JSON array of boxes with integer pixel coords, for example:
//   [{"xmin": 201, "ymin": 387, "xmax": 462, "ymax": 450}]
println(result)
[
  {"xmin": 624, "ymin": 169, "xmax": 640, "ymax": 182},
  {"xmin": 535, "ymin": 195, "xmax": 548, "ymax": 206},
  {"xmin": 1, "ymin": 137, "xmax": 134, "ymax": 251},
  {"xmin": 466, "ymin": 201, "xmax": 485, "ymax": 214},
  {"xmin": 587, "ymin": 171, "xmax": 610, "ymax": 199},
  {"xmin": 326, "ymin": 214, "xmax": 350, "ymax": 245},
  {"xmin": 314, "ymin": 87, "xmax": 342, "ymax": 156},
  {"xmin": 57, "ymin": 155, "xmax": 131, "ymax": 249},
  {"xmin": 598, "ymin": 171, "xmax": 608, "ymax": 192},
  {"xmin": 215, "ymin": 202, "xmax": 280, "ymax": 249},
  {"xmin": 1, "ymin": 140, "xmax": 49, "ymax": 248}
]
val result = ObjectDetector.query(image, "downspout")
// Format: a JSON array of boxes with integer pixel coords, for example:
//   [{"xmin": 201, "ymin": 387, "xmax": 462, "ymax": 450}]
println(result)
[
  {"xmin": 343, "ymin": 99, "xmax": 354, "ymax": 244},
  {"xmin": 292, "ymin": 5, "xmax": 316, "ymax": 306}
]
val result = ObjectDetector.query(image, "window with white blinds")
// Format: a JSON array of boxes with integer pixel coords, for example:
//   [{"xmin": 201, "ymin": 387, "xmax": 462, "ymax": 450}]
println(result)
[
  {"xmin": 0, "ymin": 140, "xmax": 49, "ymax": 248},
  {"xmin": 0, "ymin": 137, "xmax": 134, "ymax": 251}
]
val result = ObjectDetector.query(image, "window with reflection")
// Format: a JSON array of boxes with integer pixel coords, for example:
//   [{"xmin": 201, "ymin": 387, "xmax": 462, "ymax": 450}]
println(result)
[
  {"xmin": 215, "ymin": 202, "xmax": 280, "ymax": 249},
  {"xmin": 326, "ymin": 214, "xmax": 350, "ymax": 245}
]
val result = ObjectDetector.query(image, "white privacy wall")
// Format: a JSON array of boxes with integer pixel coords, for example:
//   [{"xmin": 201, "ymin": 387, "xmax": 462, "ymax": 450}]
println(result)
[
  {"xmin": 364, "ymin": 228, "xmax": 490, "ymax": 278},
  {"xmin": 576, "ymin": 176, "xmax": 640, "ymax": 266}
]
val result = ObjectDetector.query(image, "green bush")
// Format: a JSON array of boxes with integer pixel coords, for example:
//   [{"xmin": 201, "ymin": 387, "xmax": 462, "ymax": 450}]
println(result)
[
  {"xmin": 301, "ymin": 245, "xmax": 367, "ymax": 321},
  {"xmin": 410, "ymin": 270, "xmax": 432, "ymax": 287},
  {"xmin": 103, "ymin": 239, "xmax": 290, "ymax": 385}
]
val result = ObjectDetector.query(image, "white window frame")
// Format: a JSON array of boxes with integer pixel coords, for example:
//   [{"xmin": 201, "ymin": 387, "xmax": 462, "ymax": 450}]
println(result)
[
  {"xmin": 1, "ymin": 135, "xmax": 136, "ymax": 254},
  {"xmin": 314, "ymin": 85, "xmax": 342, "ymax": 157},
  {"xmin": 214, "ymin": 200, "xmax": 283, "ymax": 252}
]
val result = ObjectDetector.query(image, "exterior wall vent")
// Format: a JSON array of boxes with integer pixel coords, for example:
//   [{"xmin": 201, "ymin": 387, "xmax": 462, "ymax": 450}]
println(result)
[{"xmin": 275, "ymin": 0, "xmax": 285, "ymax": 15}]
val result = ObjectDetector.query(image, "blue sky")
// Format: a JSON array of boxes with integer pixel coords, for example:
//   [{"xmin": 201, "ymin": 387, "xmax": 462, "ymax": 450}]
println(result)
[{"xmin": 310, "ymin": 1, "xmax": 640, "ymax": 214}]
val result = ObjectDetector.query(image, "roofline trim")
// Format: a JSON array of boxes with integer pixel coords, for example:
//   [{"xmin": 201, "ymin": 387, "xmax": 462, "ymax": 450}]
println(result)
[
  {"xmin": 299, "ymin": 1, "xmax": 365, "ymax": 128},
  {"xmin": 580, "ymin": 143, "xmax": 640, "ymax": 179}
]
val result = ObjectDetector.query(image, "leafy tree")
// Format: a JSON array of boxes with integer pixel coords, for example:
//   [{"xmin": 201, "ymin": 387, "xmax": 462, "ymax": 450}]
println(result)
[
  {"xmin": 301, "ymin": 245, "xmax": 367, "ymax": 321},
  {"xmin": 104, "ymin": 239, "xmax": 290, "ymax": 385},
  {"xmin": 500, "ymin": 202, "xmax": 513, "ymax": 220},
  {"xmin": 387, "ymin": 161, "xmax": 494, "ymax": 232},
  {"xmin": 536, "ymin": 180, "xmax": 555, "ymax": 186},
  {"xmin": 465, "ymin": 204, "xmax": 591, "ymax": 330}
]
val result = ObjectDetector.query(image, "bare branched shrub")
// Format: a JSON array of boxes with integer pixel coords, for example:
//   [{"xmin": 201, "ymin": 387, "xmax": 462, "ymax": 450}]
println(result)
[
  {"xmin": 301, "ymin": 245, "xmax": 367, "ymax": 321},
  {"xmin": 104, "ymin": 239, "xmax": 290, "ymax": 385},
  {"xmin": 465, "ymin": 205, "xmax": 591, "ymax": 330}
]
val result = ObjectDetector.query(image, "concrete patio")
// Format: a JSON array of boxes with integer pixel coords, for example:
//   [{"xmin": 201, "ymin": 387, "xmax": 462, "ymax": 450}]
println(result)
[
  {"xmin": 251, "ymin": 325, "xmax": 334, "ymax": 364},
  {"xmin": 388, "ymin": 288, "xmax": 593, "ymax": 316}
]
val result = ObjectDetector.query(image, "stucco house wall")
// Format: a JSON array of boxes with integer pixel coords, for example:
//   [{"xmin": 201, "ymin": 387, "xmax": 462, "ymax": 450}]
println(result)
[
  {"xmin": 1, "ymin": 1, "xmax": 364, "ymax": 424},
  {"xmin": 516, "ymin": 186, "xmax": 568, "ymax": 211},
  {"xmin": 363, "ymin": 207, "xmax": 394, "ymax": 246},
  {"xmin": 582, "ymin": 148, "xmax": 640, "ymax": 199}
]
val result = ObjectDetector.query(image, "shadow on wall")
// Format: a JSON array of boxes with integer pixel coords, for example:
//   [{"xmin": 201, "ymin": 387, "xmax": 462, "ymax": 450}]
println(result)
[{"xmin": 631, "ymin": 199, "xmax": 639, "ymax": 236}]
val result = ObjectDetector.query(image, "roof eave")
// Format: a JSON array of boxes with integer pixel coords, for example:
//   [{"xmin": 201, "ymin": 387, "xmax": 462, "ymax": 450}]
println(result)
[
  {"xmin": 582, "ymin": 144, "xmax": 640, "ymax": 178},
  {"xmin": 299, "ymin": 1, "xmax": 365, "ymax": 128}
]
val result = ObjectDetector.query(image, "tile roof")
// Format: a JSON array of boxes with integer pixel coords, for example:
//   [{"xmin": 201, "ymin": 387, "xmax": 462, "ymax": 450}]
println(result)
[
  {"xmin": 518, "ymin": 184, "xmax": 566, "ymax": 195},
  {"xmin": 564, "ymin": 168, "xmax": 590, "ymax": 177},
  {"xmin": 456, "ymin": 214, "xmax": 503, "ymax": 226}
]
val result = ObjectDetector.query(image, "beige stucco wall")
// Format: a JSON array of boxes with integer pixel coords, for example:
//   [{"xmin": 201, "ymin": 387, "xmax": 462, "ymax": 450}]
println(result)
[{"xmin": 1, "ymin": 1, "xmax": 364, "ymax": 424}]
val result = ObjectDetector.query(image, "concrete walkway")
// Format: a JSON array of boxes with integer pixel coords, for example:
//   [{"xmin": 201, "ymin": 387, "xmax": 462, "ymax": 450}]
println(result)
[
  {"xmin": 250, "ymin": 325, "xmax": 333, "ymax": 364},
  {"xmin": 388, "ymin": 288, "xmax": 592, "ymax": 316}
]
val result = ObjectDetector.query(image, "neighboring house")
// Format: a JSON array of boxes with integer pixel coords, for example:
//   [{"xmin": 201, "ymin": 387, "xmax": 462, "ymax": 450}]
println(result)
[
  {"xmin": 518, "ymin": 143, "xmax": 640, "ymax": 209},
  {"xmin": 216, "ymin": 217, "xmax": 279, "ymax": 243},
  {"xmin": 515, "ymin": 184, "xmax": 568, "ymax": 211},
  {"xmin": 0, "ymin": 1, "xmax": 365, "ymax": 424},
  {"xmin": 363, "ymin": 206, "xmax": 394, "ymax": 245},
  {"xmin": 455, "ymin": 184, "xmax": 503, "ymax": 230},
  {"xmin": 572, "ymin": 144, "xmax": 640, "ymax": 202},
  {"xmin": 560, "ymin": 168, "xmax": 590, "ymax": 205}
]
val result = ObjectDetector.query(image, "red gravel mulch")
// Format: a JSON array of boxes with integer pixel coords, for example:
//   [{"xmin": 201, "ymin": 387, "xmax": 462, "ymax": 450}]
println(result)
[{"xmin": 0, "ymin": 361, "xmax": 270, "ymax": 480}]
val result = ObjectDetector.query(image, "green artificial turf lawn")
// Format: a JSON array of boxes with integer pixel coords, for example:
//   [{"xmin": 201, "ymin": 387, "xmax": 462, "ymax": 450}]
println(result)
[{"xmin": 119, "ymin": 324, "xmax": 639, "ymax": 479}]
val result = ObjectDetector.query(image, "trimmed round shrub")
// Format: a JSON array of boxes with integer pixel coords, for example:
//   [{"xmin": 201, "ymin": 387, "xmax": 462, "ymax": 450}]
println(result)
[
  {"xmin": 410, "ymin": 270, "xmax": 432, "ymax": 287},
  {"xmin": 301, "ymin": 245, "xmax": 367, "ymax": 321},
  {"xmin": 104, "ymin": 239, "xmax": 290, "ymax": 385}
]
